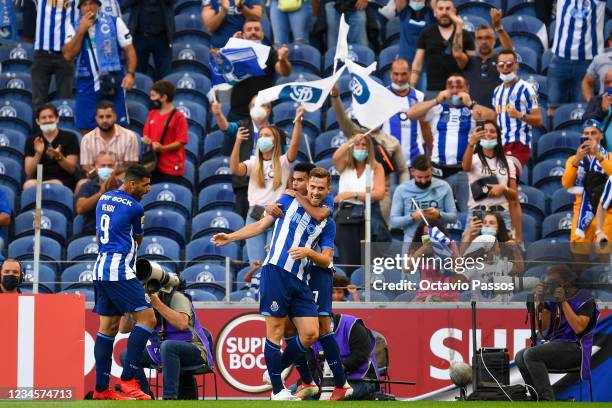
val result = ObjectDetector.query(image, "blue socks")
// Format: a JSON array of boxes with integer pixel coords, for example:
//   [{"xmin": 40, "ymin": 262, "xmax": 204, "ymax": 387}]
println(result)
[
  {"xmin": 121, "ymin": 324, "xmax": 154, "ymax": 381},
  {"xmin": 94, "ymin": 333, "xmax": 115, "ymax": 392},
  {"xmin": 264, "ymin": 339, "xmax": 284, "ymax": 394},
  {"xmin": 320, "ymin": 332, "xmax": 346, "ymax": 388},
  {"xmin": 281, "ymin": 336, "xmax": 313, "ymax": 384}
]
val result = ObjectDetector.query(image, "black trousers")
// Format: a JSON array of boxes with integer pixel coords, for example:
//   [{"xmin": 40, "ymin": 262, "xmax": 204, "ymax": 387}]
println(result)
[{"xmin": 32, "ymin": 51, "xmax": 74, "ymax": 112}]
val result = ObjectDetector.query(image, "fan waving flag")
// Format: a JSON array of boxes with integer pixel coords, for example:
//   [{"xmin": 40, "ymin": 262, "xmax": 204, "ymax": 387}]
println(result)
[
  {"xmin": 210, "ymin": 38, "xmax": 271, "ymax": 86},
  {"xmin": 344, "ymin": 59, "xmax": 409, "ymax": 130},
  {"xmin": 429, "ymin": 226, "xmax": 453, "ymax": 259},
  {"xmin": 333, "ymin": 13, "xmax": 350, "ymax": 73},
  {"xmin": 255, "ymin": 66, "xmax": 347, "ymax": 112}
]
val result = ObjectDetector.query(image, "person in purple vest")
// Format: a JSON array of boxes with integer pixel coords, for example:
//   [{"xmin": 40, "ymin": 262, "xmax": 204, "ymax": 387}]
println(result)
[
  {"xmin": 119, "ymin": 280, "xmax": 215, "ymax": 400},
  {"xmin": 514, "ymin": 265, "xmax": 599, "ymax": 401}
]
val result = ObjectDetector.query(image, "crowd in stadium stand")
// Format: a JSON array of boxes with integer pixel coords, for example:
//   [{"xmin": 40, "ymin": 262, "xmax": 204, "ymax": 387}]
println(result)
[{"xmin": 1, "ymin": 0, "xmax": 612, "ymax": 302}]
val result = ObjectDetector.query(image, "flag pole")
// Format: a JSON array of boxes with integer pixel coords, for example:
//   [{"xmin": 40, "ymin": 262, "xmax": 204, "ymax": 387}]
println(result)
[
  {"xmin": 364, "ymin": 164, "xmax": 372, "ymax": 302},
  {"xmin": 411, "ymin": 198, "xmax": 429, "ymax": 227}
]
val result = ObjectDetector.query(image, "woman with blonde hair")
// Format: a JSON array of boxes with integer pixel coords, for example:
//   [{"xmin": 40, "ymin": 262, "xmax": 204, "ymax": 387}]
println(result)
[
  {"xmin": 230, "ymin": 107, "xmax": 304, "ymax": 264},
  {"xmin": 332, "ymin": 133, "xmax": 390, "ymax": 272}
]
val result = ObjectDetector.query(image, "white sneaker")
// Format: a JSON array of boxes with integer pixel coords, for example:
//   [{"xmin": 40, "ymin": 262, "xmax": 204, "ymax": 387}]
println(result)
[{"xmin": 271, "ymin": 388, "xmax": 301, "ymax": 401}]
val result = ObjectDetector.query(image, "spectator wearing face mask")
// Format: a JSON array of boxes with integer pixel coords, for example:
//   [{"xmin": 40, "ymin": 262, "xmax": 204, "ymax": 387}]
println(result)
[
  {"xmin": 0, "ymin": 259, "xmax": 23, "ymax": 294},
  {"xmin": 0, "ymin": 188, "xmax": 12, "ymax": 252},
  {"xmin": 390, "ymin": 154, "xmax": 457, "ymax": 244}
]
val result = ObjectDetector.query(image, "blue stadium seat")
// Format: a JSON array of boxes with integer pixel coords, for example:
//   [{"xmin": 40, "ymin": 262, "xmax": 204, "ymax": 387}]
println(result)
[
  {"xmin": 19, "ymin": 284, "xmax": 54, "ymax": 294},
  {"xmin": 460, "ymin": 13, "xmax": 488, "ymax": 33},
  {"xmin": 175, "ymin": 99, "xmax": 207, "ymax": 137},
  {"xmin": 21, "ymin": 263, "xmax": 57, "ymax": 293},
  {"xmin": 174, "ymin": 13, "xmax": 211, "ymax": 45},
  {"xmin": 540, "ymin": 49, "xmax": 553, "ymax": 75},
  {"xmin": 275, "ymin": 72, "xmax": 322, "ymax": 86},
  {"xmin": 550, "ymin": 188, "xmax": 574, "ymax": 214},
  {"xmin": 185, "ymin": 236, "xmax": 240, "ymax": 264},
  {"xmin": 315, "ymin": 130, "xmax": 347, "ymax": 161},
  {"xmin": 525, "ymin": 238, "xmax": 572, "ymax": 267},
  {"xmin": 138, "ymin": 235, "xmax": 182, "ymax": 273},
  {"xmin": 350, "ymin": 267, "xmax": 366, "ymax": 288},
  {"xmin": 127, "ymin": 72, "xmax": 154, "ymax": 107},
  {"xmin": 273, "ymin": 101, "xmax": 321, "ymax": 132},
  {"xmin": 333, "ymin": 266, "xmax": 347, "ymax": 277},
  {"xmin": 288, "ymin": 43, "xmax": 322, "ymax": 76},
  {"xmin": 579, "ymin": 265, "xmax": 610, "ymax": 289},
  {"xmin": 532, "ymin": 159, "xmax": 566, "ymax": 196},
  {"xmin": 185, "ymin": 288, "xmax": 219, "ymax": 302},
  {"xmin": 198, "ymin": 183, "xmax": 235, "ymax": 212},
  {"xmin": 514, "ymin": 46, "xmax": 539, "ymax": 74},
  {"xmin": 50, "ymin": 99, "xmax": 77, "ymax": 123},
  {"xmin": 61, "ymin": 287, "xmax": 96, "ymax": 302},
  {"xmin": 523, "ymin": 74, "xmax": 547, "ymax": 102},
  {"xmin": 445, "ymin": 212, "xmax": 469, "ymax": 241},
  {"xmin": 203, "ymin": 130, "xmax": 225, "ymax": 160},
  {"xmin": 536, "ymin": 131, "xmax": 581, "ymax": 161},
  {"xmin": 66, "ymin": 236, "xmax": 99, "ymax": 261},
  {"xmin": 383, "ymin": 18, "xmax": 401, "ymax": 47},
  {"xmin": 324, "ymin": 45, "xmax": 376, "ymax": 75},
  {"xmin": 0, "ymin": 99, "xmax": 32, "ymax": 136},
  {"xmin": 60, "ymin": 262, "xmax": 96, "ymax": 291},
  {"xmin": 524, "ymin": 265, "xmax": 549, "ymax": 278},
  {"xmin": 184, "ymin": 130, "xmax": 200, "ymax": 165},
  {"xmin": 315, "ymin": 158, "xmax": 341, "ymax": 181},
  {"xmin": 126, "ymin": 100, "xmax": 149, "ymax": 129},
  {"xmin": 506, "ymin": 0, "xmax": 537, "ymax": 17},
  {"xmin": 358, "ymin": 291, "xmax": 390, "ymax": 302},
  {"xmin": 72, "ymin": 214, "xmax": 87, "ymax": 237},
  {"xmin": 518, "ymin": 185, "xmax": 547, "ymax": 224},
  {"xmin": 164, "ymin": 72, "xmax": 211, "ymax": 108},
  {"xmin": 0, "ymin": 72, "xmax": 32, "ymax": 104},
  {"xmin": 552, "ymin": 103, "xmax": 586, "ymax": 131},
  {"xmin": 0, "ymin": 128, "xmax": 27, "ymax": 161},
  {"xmin": 8, "ymin": 236, "xmax": 62, "ymax": 270},
  {"xmin": 377, "ymin": 45, "xmax": 399, "ymax": 79},
  {"xmin": 235, "ymin": 265, "xmax": 252, "ymax": 289},
  {"xmin": 143, "ymin": 209, "xmax": 188, "ymax": 246},
  {"xmin": 181, "ymin": 263, "xmax": 227, "ymax": 285},
  {"xmin": 21, "ymin": 184, "xmax": 74, "ymax": 218},
  {"xmin": 0, "ymin": 43, "xmax": 33, "ymax": 73},
  {"xmin": 0, "ymin": 184, "xmax": 15, "ymax": 217},
  {"xmin": 171, "ymin": 42, "xmax": 211, "ymax": 78},
  {"xmin": 0, "ymin": 156, "xmax": 24, "ymax": 192},
  {"xmin": 174, "ymin": 0, "xmax": 201, "ymax": 14},
  {"xmin": 541, "ymin": 211, "xmax": 573, "ymax": 239},
  {"xmin": 446, "ymin": 172, "xmax": 470, "ymax": 214},
  {"xmin": 456, "ymin": 0, "xmax": 501, "ymax": 22},
  {"xmin": 192, "ymin": 210, "xmax": 245, "ymax": 239},
  {"xmin": 521, "ymin": 213, "xmax": 538, "ymax": 242},
  {"xmin": 199, "ymin": 156, "xmax": 231, "ymax": 188},
  {"xmin": 141, "ymin": 182, "xmax": 193, "ymax": 219},
  {"xmin": 501, "ymin": 15, "xmax": 548, "ymax": 57},
  {"xmin": 278, "ymin": 123, "xmax": 316, "ymax": 162},
  {"xmin": 230, "ymin": 289, "xmax": 259, "ymax": 302},
  {"xmin": 519, "ymin": 164, "xmax": 530, "ymax": 185},
  {"xmin": 181, "ymin": 160, "xmax": 197, "ymax": 190},
  {"xmin": 14, "ymin": 209, "xmax": 69, "ymax": 245}
]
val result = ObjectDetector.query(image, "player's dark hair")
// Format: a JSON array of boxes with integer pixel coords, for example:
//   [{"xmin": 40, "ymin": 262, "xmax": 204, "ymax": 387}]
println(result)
[
  {"xmin": 36, "ymin": 103, "xmax": 59, "ymax": 119},
  {"xmin": 294, "ymin": 162, "xmax": 316, "ymax": 174},
  {"xmin": 411, "ymin": 154, "xmax": 432, "ymax": 171},
  {"xmin": 309, "ymin": 167, "xmax": 331, "ymax": 184},
  {"xmin": 96, "ymin": 100, "xmax": 116, "ymax": 113},
  {"xmin": 151, "ymin": 80, "xmax": 176, "ymax": 102},
  {"xmin": 124, "ymin": 164, "xmax": 151, "ymax": 182}
]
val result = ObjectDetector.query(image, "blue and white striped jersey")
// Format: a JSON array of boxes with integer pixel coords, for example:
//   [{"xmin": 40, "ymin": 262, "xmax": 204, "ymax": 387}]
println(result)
[
  {"xmin": 94, "ymin": 189, "xmax": 144, "ymax": 281},
  {"xmin": 425, "ymin": 102, "xmax": 475, "ymax": 165},
  {"xmin": 263, "ymin": 194, "xmax": 336, "ymax": 281},
  {"xmin": 492, "ymin": 78, "xmax": 539, "ymax": 146},
  {"xmin": 34, "ymin": 0, "xmax": 77, "ymax": 52},
  {"xmin": 382, "ymin": 87, "xmax": 425, "ymax": 166},
  {"xmin": 600, "ymin": 176, "xmax": 612, "ymax": 210},
  {"xmin": 552, "ymin": 0, "xmax": 606, "ymax": 60}
]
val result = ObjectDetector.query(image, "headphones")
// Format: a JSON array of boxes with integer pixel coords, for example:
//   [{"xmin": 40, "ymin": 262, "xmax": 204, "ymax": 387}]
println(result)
[{"xmin": 0, "ymin": 259, "xmax": 25, "ymax": 284}]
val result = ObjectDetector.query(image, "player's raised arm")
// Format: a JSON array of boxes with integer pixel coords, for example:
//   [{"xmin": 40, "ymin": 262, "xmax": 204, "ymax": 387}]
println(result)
[{"xmin": 212, "ymin": 214, "xmax": 276, "ymax": 246}]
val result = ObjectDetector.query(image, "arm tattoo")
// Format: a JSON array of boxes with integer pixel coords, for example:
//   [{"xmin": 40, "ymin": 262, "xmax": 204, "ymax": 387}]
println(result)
[{"xmin": 453, "ymin": 30, "xmax": 463, "ymax": 52}]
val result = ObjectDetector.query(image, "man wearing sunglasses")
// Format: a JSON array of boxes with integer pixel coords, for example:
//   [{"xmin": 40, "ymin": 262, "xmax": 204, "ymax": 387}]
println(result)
[{"xmin": 461, "ymin": 8, "xmax": 512, "ymax": 110}]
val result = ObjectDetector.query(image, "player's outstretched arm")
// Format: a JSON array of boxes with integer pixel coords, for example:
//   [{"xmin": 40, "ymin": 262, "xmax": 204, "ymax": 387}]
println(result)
[{"xmin": 213, "ymin": 215, "xmax": 276, "ymax": 246}]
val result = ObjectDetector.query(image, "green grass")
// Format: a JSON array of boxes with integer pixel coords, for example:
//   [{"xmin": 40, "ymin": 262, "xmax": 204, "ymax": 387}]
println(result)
[{"xmin": 0, "ymin": 401, "xmax": 609, "ymax": 407}]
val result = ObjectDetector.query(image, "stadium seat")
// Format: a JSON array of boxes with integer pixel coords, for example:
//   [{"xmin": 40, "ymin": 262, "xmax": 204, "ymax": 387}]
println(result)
[
  {"xmin": 230, "ymin": 289, "xmax": 259, "ymax": 302},
  {"xmin": 456, "ymin": 0, "xmax": 500, "ymax": 21},
  {"xmin": 525, "ymin": 238, "xmax": 572, "ymax": 268},
  {"xmin": 61, "ymin": 287, "xmax": 96, "ymax": 302},
  {"xmin": 174, "ymin": 13, "xmax": 211, "ymax": 45},
  {"xmin": 514, "ymin": 46, "xmax": 540, "ymax": 74},
  {"xmin": 276, "ymin": 72, "xmax": 322, "ymax": 86},
  {"xmin": 459, "ymin": 14, "xmax": 488, "ymax": 33},
  {"xmin": 143, "ymin": 209, "xmax": 188, "ymax": 246},
  {"xmin": 540, "ymin": 49, "xmax": 553, "ymax": 75},
  {"xmin": 523, "ymin": 74, "xmax": 547, "ymax": 103},
  {"xmin": 0, "ymin": 72, "xmax": 32, "ymax": 104},
  {"xmin": 198, "ymin": 183, "xmax": 236, "ymax": 212},
  {"xmin": 21, "ymin": 263, "xmax": 57, "ymax": 293},
  {"xmin": 393, "ymin": 291, "xmax": 417, "ymax": 302},
  {"xmin": 273, "ymin": 101, "xmax": 321, "ymax": 133},
  {"xmin": 518, "ymin": 185, "xmax": 547, "ymax": 224},
  {"xmin": 203, "ymin": 130, "xmax": 225, "ymax": 160},
  {"xmin": 126, "ymin": 100, "xmax": 149, "ymax": 129},
  {"xmin": 0, "ymin": 99, "xmax": 32, "ymax": 136},
  {"xmin": 127, "ymin": 72, "xmax": 154, "ymax": 107},
  {"xmin": 314, "ymin": 130, "xmax": 347, "ymax": 161},
  {"xmin": 333, "ymin": 266, "xmax": 347, "ymax": 277},
  {"xmin": 137, "ymin": 235, "xmax": 182, "ymax": 273},
  {"xmin": 164, "ymin": 72, "xmax": 211, "ymax": 108},
  {"xmin": 350, "ymin": 267, "xmax": 366, "ymax": 288},
  {"xmin": 501, "ymin": 15, "xmax": 548, "ymax": 57},
  {"xmin": 14, "ymin": 209, "xmax": 69, "ymax": 245},
  {"xmin": 358, "ymin": 291, "xmax": 390, "ymax": 302},
  {"xmin": 50, "ymin": 98, "xmax": 77, "ymax": 122},
  {"xmin": 536, "ymin": 131, "xmax": 581, "ymax": 161},
  {"xmin": 446, "ymin": 172, "xmax": 470, "ymax": 214},
  {"xmin": 524, "ymin": 265, "xmax": 550, "ymax": 278},
  {"xmin": 141, "ymin": 182, "xmax": 193, "ymax": 219},
  {"xmin": 532, "ymin": 159, "xmax": 566, "ymax": 196},
  {"xmin": 377, "ymin": 45, "xmax": 399, "ymax": 79},
  {"xmin": 8, "ymin": 236, "xmax": 62, "ymax": 270},
  {"xmin": 184, "ymin": 130, "xmax": 200, "ymax": 165},
  {"xmin": 324, "ymin": 45, "xmax": 376, "ymax": 75},
  {"xmin": 519, "ymin": 164, "xmax": 530, "ymax": 185},
  {"xmin": 314, "ymin": 158, "xmax": 341, "ymax": 181},
  {"xmin": 199, "ymin": 156, "xmax": 232, "ymax": 188},
  {"xmin": 21, "ymin": 184, "xmax": 74, "ymax": 218},
  {"xmin": 181, "ymin": 263, "xmax": 227, "ymax": 285},
  {"xmin": 171, "ymin": 42, "xmax": 211, "ymax": 78},
  {"xmin": 0, "ymin": 128, "xmax": 27, "ymax": 161},
  {"xmin": 0, "ymin": 43, "xmax": 34, "ymax": 73},
  {"xmin": 580, "ymin": 265, "xmax": 610, "ymax": 289},
  {"xmin": 552, "ymin": 103, "xmax": 586, "ymax": 131},
  {"xmin": 60, "ymin": 262, "xmax": 97, "ymax": 291},
  {"xmin": 175, "ymin": 99, "xmax": 207, "ymax": 138},
  {"xmin": 288, "ymin": 43, "xmax": 322, "ymax": 76},
  {"xmin": 506, "ymin": 0, "xmax": 537, "ymax": 17},
  {"xmin": 185, "ymin": 288, "xmax": 219, "ymax": 302},
  {"xmin": 541, "ymin": 211, "xmax": 573, "ymax": 239},
  {"xmin": 445, "ymin": 212, "xmax": 469, "ymax": 242},
  {"xmin": 185, "ymin": 236, "xmax": 240, "ymax": 265},
  {"xmin": 521, "ymin": 213, "xmax": 538, "ymax": 242},
  {"xmin": 0, "ymin": 156, "xmax": 23, "ymax": 192},
  {"xmin": 66, "ymin": 236, "xmax": 99, "ymax": 261},
  {"xmin": 191, "ymin": 210, "xmax": 245, "ymax": 239},
  {"xmin": 550, "ymin": 188, "xmax": 574, "ymax": 214},
  {"xmin": 0, "ymin": 184, "xmax": 15, "ymax": 216},
  {"xmin": 182, "ymin": 160, "xmax": 197, "ymax": 190},
  {"xmin": 174, "ymin": 0, "xmax": 201, "ymax": 14}
]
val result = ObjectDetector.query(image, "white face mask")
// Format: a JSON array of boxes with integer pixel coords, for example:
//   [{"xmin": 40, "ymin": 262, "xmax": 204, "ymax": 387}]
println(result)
[
  {"xmin": 499, "ymin": 72, "xmax": 517, "ymax": 83},
  {"xmin": 250, "ymin": 106, "xmax": 268, "ymax": 122},
  {"xmin": 39, "ymin": 123, "xmax": 57, "ymax": 133},
  {"xmin": 391, "ymin": 82, "xmax": 410, "ymax": 92}
]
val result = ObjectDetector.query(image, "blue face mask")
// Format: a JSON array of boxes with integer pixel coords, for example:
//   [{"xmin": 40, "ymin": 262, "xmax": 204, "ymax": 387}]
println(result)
[
  {"xmin": 410, "ymin": 1, "xmax": 425, "ymax": 11},
  {"xmin": 450, "ymin": 94, "xmax": 462, "ymax": 106},
  {"xmin": 257, "ymin": 137, "xmax": 274, "ymax": 153},
  {"xmin": 605, "ymin": 87, "xmax": 612, "ymax": 96},
  {"xmin": 481, "ymin": 227, "xmax": 497, "ymax": 236},
  {"xmin": 352, "ymin": 149, "xmax": 368, "ymax": 161},
  {"xmin": 98, "ymin": 167, "xmax": 113, "ymax": 182},
  {"xmin": 479, "ymin": 139, "xmax": 498, "ymax": 149}
]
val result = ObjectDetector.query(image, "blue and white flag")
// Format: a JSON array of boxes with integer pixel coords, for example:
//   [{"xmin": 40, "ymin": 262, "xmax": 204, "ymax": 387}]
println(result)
[
  {"xmin": 210, "ymin": 38, "xmax": 271, "ymax": 87},
  {"xmin": 255, "ymin": 66, "xmax": 346, "ymax": 112},
  {"xmin": 344, "ymin": 59, "xmax": 408, "ymax": 130},
  {"xmin": 429, "ymin": 226, "xmax": 453, "ymax": 260}
]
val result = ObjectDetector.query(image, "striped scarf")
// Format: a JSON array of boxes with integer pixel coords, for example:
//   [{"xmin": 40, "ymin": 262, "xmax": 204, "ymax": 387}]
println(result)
[{"xmin": 571, "ymin": 151, "xmax": 605, "ymax": 238}]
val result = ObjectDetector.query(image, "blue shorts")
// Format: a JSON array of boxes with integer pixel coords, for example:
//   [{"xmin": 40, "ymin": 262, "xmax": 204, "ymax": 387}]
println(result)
[
  {"xmin": 259, "ymin": 264, "xmax": 318, "ymax": 318},
  {"xmin": 75, "ymin": 83, "xmax": 128, "ymax": 130},
  {"xmin": 93, "ymin": 278, "xmax": 151, "ymax": 316},
  {"xmin": 307, "ymin": 265, "xmax": 333, "ymax": 316}
]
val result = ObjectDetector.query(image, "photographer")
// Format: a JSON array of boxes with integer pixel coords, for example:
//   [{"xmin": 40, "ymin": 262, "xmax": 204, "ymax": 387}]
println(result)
[
  {"xmin": 119, "ymin": 279, "xmax": 214, "ymax": 400},
  {"xmin": 515, "ymin": 265, "xmax": 599, "ymax": 401},
  {"xmin": 0, "ymin": 259, "xmax": 23, "ymax": 294}
]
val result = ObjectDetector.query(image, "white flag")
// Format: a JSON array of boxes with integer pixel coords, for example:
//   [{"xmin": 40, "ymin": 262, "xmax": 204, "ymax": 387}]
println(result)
[
  {"xmin": 333, "ymin": 13, "xmax": 350, "ymax": 73},
  {"xmin": 255, "ymin": 66, "xmax": 347, "ymax": 112},
  {"xmin": 344, "ymin": 59, "xmax": 408, "ymax": 130}
]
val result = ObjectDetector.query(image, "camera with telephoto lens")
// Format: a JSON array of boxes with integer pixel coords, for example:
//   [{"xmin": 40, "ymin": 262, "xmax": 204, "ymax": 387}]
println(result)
[
  {"xmin": 542, "ymin": 281, "xmax": 562, "ymax": 300},
  {"xmin": 136, "ymin": 259, "xmax": 179, "ymax": 293}
]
